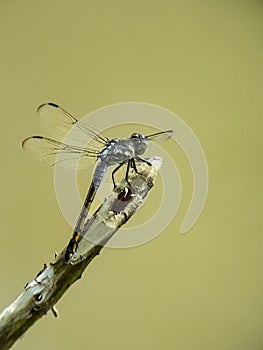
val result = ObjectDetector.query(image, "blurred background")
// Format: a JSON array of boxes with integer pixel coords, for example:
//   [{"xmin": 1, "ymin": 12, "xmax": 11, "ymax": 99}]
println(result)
[{"xmin": 0, "ymin": 1, "xmax": 262, "ymax": 349}]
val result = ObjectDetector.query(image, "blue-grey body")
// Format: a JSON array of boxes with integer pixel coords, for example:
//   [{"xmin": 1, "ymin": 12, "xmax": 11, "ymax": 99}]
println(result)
[{"xmin": 92, "ymin": 136, "xmax": 149, "ymax": 190}]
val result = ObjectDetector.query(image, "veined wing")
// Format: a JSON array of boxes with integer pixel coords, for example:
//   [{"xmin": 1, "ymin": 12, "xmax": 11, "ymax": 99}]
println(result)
[
  {"xmin": 22, "ymin": 136, "xmax": 99, "ymax": 170},
  {"xmin": 146, "ymin": 129, "xmax": 173, "ymax": 143},
  {"xmin": 37, "ymin": 103, "xmax": 109, "ymax": 148}
]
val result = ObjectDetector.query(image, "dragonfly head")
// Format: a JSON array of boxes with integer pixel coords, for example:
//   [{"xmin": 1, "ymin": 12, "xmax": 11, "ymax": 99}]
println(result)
[{"xmin": 130, "ymin": 133, "xmax": 148, "ymax": 155}]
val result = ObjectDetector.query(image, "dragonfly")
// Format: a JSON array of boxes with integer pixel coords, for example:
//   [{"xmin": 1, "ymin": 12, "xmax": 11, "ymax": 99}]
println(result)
[{"xmin": 22, "ymin": 103, "xmax": 173, "ymax": 261}]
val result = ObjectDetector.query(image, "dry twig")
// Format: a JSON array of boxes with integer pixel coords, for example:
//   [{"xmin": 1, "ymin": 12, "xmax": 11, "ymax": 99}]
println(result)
[{"xmin": 0, "ymin": 157, "xmax": 162, "ymax": 350}]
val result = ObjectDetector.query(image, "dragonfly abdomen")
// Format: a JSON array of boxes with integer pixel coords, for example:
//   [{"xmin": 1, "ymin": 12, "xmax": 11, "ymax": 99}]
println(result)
[
  {"xmin": 92, "ymin": 161, "xmax": 108, "ymax": 190},
  {"xmin": 64, "ymin": 162, "xmax": 107, "ymax": 262}
]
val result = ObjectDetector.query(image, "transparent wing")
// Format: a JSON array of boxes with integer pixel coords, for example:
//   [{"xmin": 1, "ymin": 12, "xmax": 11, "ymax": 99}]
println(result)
[
  {"xmin": 146, "ymin": 130, "xmax": 173, "ymax": 143},
  {"xmin": 37, "ymin": 103, "xmax": 109, "ymax": 149},
  {"xmin": 22, "ymin": 136, "xmax": 99, "ymax": 170}
]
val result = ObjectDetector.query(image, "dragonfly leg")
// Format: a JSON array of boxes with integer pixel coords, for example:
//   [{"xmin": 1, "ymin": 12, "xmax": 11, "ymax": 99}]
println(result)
[
  {"xmin": 112, "ymin": 161, "xmax": 127, "ymax": 188},
  {"xmin": 130, "ymin": 157, "xmax": 152, "ymax": 177},
  {"xmin": 136, "ymin": 157, "xmax": 152, "ymax": 167},
  {"xmin": 125, "ymin": 160, "xmax": 132, "ymax": 187},
  {"xmin": 131, "ymin": 158, "xmax": 139, "ymax": 174}
]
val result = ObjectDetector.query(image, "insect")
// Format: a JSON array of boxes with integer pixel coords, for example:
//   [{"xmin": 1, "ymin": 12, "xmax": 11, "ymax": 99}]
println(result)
[{"xmin": 22, "ymin": 103, "xmax": 173, "ymax": 261}]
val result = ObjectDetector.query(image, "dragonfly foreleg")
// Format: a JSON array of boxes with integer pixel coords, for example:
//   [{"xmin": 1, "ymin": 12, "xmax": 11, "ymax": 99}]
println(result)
[
  {"xmin": 135, "ymin": 157, "xmax": 152, "ymax": 167},
  {"xmin": 130, "ymin": 157, "xmax": 152, "ymax": 177}
]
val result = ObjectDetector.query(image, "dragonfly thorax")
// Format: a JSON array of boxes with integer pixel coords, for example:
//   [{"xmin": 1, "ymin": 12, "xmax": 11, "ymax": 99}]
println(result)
[{"xmin": 105, "ymin": 138, "xmax": 121, "ymax": 148}]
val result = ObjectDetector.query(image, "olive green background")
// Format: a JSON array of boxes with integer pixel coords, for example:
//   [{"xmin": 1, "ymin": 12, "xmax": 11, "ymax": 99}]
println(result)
[{"xmin": 0, "ymin": 1, "xmax": 262, "ymax": 349}]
